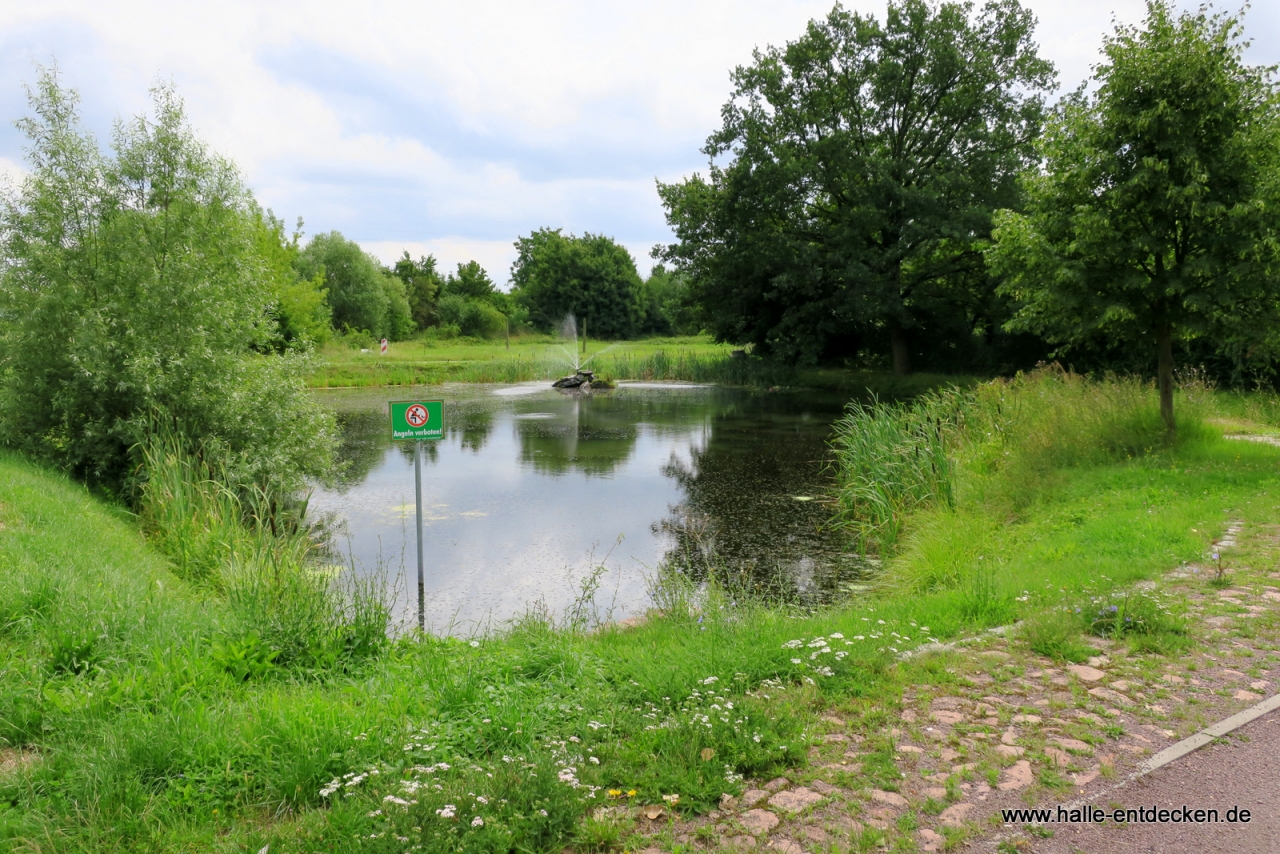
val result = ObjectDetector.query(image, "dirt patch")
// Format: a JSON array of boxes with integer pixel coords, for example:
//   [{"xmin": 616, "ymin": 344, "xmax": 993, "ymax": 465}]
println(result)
[{"xmin": 0, "ymin": 749, "xmax": 37, "ymax": 779}]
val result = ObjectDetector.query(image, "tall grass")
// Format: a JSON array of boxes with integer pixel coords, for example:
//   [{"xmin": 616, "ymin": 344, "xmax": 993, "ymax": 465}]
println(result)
[
  {"xmin": 137, "ymin": 429, "xmax": 390, "ymax": 672},
  {"xmin": 829, "ymin": 392, "xmax": 965, "ymax": 553},
  {"xmin": 829, "ymin": 366, "xmax": 1215, "ymax": 558},
  {"xmin": 308, "ymin": 350, "xmax": 798, "ymax": 388}
]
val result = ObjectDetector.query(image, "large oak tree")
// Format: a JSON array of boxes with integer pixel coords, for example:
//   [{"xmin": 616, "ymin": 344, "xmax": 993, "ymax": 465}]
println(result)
[{"xmin": 657, "ymin": 0, "xmax": 1054, "ymax": 371}]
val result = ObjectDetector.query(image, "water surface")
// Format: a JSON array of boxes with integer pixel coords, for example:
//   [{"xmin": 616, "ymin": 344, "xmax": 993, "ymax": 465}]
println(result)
[{"xmin": 310, "ymin": 382, "xmax": 861, "ymax": 633}]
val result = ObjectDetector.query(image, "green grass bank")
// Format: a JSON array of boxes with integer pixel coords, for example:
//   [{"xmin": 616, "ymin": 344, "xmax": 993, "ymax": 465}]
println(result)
[
  {"xmin": 307, "ymin": 335, "xmax": 967, "ymax": 399},
  {"xmin": 2, "ymin": 373, "xmax": 1280, "ymax": 852}
]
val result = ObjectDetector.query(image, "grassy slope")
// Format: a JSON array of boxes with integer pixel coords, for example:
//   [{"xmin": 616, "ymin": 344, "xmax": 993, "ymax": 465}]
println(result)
[{"xmin": 2, "ymin": 429, "xmax": 1279, "ymax": 851}]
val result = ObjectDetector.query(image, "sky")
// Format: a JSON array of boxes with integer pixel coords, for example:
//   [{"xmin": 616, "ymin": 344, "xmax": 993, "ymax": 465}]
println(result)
[{"xmin": 1, "ymin": 1, "xmax": 1276, "ymax": 286}]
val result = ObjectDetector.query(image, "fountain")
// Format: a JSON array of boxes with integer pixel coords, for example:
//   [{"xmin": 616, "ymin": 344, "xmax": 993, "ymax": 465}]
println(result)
[{"xmin": 551, "ymin": 314, "xmax": 615, "ymax": 391}]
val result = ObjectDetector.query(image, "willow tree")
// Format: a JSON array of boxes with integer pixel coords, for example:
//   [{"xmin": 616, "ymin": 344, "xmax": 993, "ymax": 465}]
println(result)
[
  {"xmin": 658, "ymin": 0, "xmax": 1054, "ymax": 370},
  {"xmin": 0, "ymin": 70, "xmax": 333, "ymax": 493},
  {"xmin": 989, "ymin": 1, "xmax": 1280, "ymax": 429}
]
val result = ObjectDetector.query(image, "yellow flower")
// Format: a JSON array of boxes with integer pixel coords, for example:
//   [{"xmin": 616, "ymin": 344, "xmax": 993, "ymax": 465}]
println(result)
[
  {"xmin": 608, "ymin": 789, "xmax": 623, "ymax": 798},
  {"xmin": 627, "ymin": 789, "xmax": 637, "ymax": 798}
]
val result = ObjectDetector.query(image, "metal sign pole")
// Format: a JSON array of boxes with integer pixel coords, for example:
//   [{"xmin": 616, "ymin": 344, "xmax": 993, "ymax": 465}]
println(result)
[{"xmin": 415, "ymin": 439, "xmax": 425, "ymax": 633}]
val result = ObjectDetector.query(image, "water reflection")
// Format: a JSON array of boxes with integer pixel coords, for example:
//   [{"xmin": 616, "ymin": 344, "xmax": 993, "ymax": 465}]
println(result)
[{"xmin": 309, "ymin": 383, "xmax": 860, "ymax": 633}]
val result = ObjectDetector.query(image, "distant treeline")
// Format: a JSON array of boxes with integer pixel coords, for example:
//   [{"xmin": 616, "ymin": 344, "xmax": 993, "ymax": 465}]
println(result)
[{"xmin": 269, "ymin": 226, "xmax": 697, "ymax": 349}]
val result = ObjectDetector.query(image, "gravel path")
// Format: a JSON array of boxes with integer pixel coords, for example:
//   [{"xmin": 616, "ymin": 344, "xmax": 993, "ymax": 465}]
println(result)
[{"xmin": 1033, "ymin": 710, "xmax": 1280, "ymax": 853}]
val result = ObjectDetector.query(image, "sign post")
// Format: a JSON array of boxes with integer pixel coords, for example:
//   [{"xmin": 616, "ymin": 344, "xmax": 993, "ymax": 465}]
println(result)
[{"xmin": 389, "ymin": 399, "xmax": 445, "ymax": 632}]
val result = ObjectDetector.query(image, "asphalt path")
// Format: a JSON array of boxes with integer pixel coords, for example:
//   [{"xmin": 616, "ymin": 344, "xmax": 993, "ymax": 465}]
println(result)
[{"xmin": 1033, "ymin": 708, "xmax": 1280, "ymax": 853}]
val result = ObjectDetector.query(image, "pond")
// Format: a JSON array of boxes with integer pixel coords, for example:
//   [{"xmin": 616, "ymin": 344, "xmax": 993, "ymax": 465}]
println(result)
[{"xmin": 309, "ymin": 382, "xmax": 864, "ymax": 633}]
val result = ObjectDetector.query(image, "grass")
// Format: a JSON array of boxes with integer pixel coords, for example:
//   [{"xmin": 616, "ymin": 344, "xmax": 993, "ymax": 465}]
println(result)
[
  {"xmin": 308, "ymin": 333, "xmax": 975, "ymax": 399},
  {"xmin": 2, "ymin": 372, "xmax": 1280, "ymax": 851}
]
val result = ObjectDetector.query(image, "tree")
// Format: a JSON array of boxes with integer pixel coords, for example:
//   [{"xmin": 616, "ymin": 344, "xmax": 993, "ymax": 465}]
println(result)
[
  {"xmin": 295, "ymin": 232, "xmax": 412, "ymax": 339},
  {"xmin": 442, "ymin": 260, "xmax": 497, "ymax": 301},
  {"xmin": 0, "ymin": 71, "xmax": 333, "ymax": 493},
  {"xmin": 392, "ymin": 251, "xmax": 442, "ymax": 330},
  {"xmin": 657, "ymin": 0, "xmax": 1054, "ymax": 371},
  {"xmin": 638, "ymin": 264, "xmax": 697, "ymax": 336},
  {"xmin": 251, "ymin": 208, "xmax": 331, "ymax": 349},
  {"xmin": 510, "ymin": 228, "xmax": 642, "ymax": 339},
  {"xmin": 989, "ymin": 1, "xmax": 1280, "ymax": 428}
]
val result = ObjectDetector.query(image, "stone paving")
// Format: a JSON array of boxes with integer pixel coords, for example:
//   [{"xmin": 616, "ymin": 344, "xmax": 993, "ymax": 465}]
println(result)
[{"xmin": 616, "ymin": 519, "xmax": 1280, "ymax": 853}]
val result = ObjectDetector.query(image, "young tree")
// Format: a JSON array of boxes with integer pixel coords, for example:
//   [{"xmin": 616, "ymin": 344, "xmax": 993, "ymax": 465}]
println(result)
[
  {"xmin": 252, "ymin": 208, "xmax": 331, "ymax": 349},
  {"xmin": 0, "ymin": 71, "xmax": 333, "ymax": 492},
  {"xmin": 295, "ymin": 232, "xmax": 412, "ymax": 339},
  {"xmin": 392, "ymin": 251, "xmax": 442, "ymax": 330},
  {"xmin": 989, "ymin": 1, "xmax": 1280, "ymax": 428},
  {"xmin": 657, "ymin": 0, "xmax": 1054, "ymax": 370},
  {"xmin": 510, "ymin": 228, "xmax": 642, "ymax": 339}
]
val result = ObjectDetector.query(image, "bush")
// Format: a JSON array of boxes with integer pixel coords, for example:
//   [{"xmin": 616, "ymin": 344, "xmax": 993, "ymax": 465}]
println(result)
[
  {"xmin": 0, "ymin": 71, "xmax": 333, "ymax": 496},
  {"xmin": 438, "ymin": 294, "xmax": 508, "ymax": 339}
]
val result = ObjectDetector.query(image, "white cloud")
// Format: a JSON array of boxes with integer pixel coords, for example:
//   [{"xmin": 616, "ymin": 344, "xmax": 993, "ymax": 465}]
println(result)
[{"xmin": 2, "ymin": 0, "xmax": 1274, "ymax": 269}]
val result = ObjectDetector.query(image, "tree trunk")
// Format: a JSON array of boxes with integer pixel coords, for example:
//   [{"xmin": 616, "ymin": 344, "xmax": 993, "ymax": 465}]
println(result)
[
  {"xmin": 1157, "ymin": 322, "xmax": 1175, "ymax": 432},
  {"xmin": 889, "ymin": 323, "xmax": 911, "ymax": 376}
]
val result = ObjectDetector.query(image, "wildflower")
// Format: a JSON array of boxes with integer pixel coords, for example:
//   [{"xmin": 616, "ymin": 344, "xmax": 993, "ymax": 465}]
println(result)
[
  {"xmin": 588, "ymin": 720, "xmax": 605, "ymax": 730},
  {"xmin": 782, "ymin": 639, "xmax": 804, "ymax": 649},
  {"xmin": 469, "ymin": 640, "xmax": 480, "ymax": 648},
  {"xmin": 471, "ymin": 816, "xmax": 484, "ymax": 827},
  {"xmin": 829, "ymin": 632, "xmax": 844, "ymax": 639},
  {"xmin": 589, "ymin": 756, "xmax": 600, "ymax": 765},
  {"xmin": 790, "ymin": 658, "xmax": 802, "ymax": 665},
  {"xmin": 702, "ymin": 676, "xmax": 719, "ymax": 685},
  {"xmin": 476, "ymin": 795, "xmax": 489, "ymax": 804},
  {"xmin": 627, "ymin": 789, "xmax": 637, "ymax": 797},
  {"xmin": 608, "ymin": 789, "xmax": 623, "ymax": 798},
  {"xmin": 539, "ymin": 809, "xmax": 549, "ymax": 817},
  {"xmin": 436, "ymin": 804, "xmax": 457, "ymax": 819},
  {"xmin": 569, "ymin": 736, "xmax": 580, "ymax": 743}
]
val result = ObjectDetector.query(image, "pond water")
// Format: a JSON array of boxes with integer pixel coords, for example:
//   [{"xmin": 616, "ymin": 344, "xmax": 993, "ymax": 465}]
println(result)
[{"xmin": 309, "ymin": 382, "xmax": 864, "ymax": 633}]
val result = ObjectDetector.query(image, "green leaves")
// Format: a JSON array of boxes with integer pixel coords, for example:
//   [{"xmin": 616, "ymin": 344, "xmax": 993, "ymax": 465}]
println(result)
[
  {"xmin": 0, "ymin": 69, "xmax": 333, "ymax": 495},
  {"xmin": 990, "ymin": 1, "xmax": 1280, "ymax": 425},
  {"xmin": 660, "ymin": 0, "xmax": 1054, "ymax": 369},
  {"xmin": 510, "ymin": 228, "xmax": 644, "ymax": 339}
]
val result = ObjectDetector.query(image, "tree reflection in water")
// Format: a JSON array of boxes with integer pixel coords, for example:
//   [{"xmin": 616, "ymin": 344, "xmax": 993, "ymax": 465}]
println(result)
[{"xmin": 655, "ymin": 389, "xmax": 868, "ymax": 604}]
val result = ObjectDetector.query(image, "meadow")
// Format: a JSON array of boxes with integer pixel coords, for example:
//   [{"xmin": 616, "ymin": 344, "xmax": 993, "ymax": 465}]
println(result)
[
  {"xmin": 308, "ymin": 333, "xmax": 963, "ymax": 400},
  {"xmin": 2, "ymin": 370, "xmax": 1279, "ymax": 852}
]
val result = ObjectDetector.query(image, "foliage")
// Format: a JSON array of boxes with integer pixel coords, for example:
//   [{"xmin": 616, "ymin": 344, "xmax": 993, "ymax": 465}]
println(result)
[
  {"xmin": 637, "ymin": 264, "xmax": 697, "ymax": 336},
  {"xmin": 657, "ymin": 0, "xmax": 1055, "ymax": 370},
  {"xmin": 251, "ymin": 207, "xmax": 332, "ymax": 349},
  {"xmin": 511, "ymin": 228, "xmax": 643, "ymax": 338},
  {"xmin": 989, "ymin": 0, "xmax": 1280, "ymax": 428},
  {"xmin": 0, "ymin": 70, "xmax": 333, "ymax": 494},
  {"xmin": 1014, "ymin": 608, "xmax": 1097, "ymax": 663},
  {"xmin": 136, "ymin": 429, "xmax": 391, "ymax": 672},
  {"xmin": 296, "ymin": 231, "xmax": 414, "ymax": 340},
  {"xmin": 392, "ymin": 251, "xmax": 444, "ymax": 331},
  {"xmin": 437, "ymin": 293, "xmax": 508, "ymax": 339}
]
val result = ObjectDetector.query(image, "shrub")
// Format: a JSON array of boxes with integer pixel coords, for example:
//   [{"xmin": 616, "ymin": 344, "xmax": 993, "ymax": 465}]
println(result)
[
  {"xmin": 437, "ymin": 294, "xmax": 508, "ymax": 339},
  {"xmin": 0, "ymin": 71, "xmax": 333, "ymax": 496}
]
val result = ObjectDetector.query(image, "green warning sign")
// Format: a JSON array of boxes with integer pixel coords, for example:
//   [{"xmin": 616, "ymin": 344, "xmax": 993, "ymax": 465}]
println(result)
[{"xmin": 389, "ymin": 399, "xmax": 444, "ymax": 441}]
